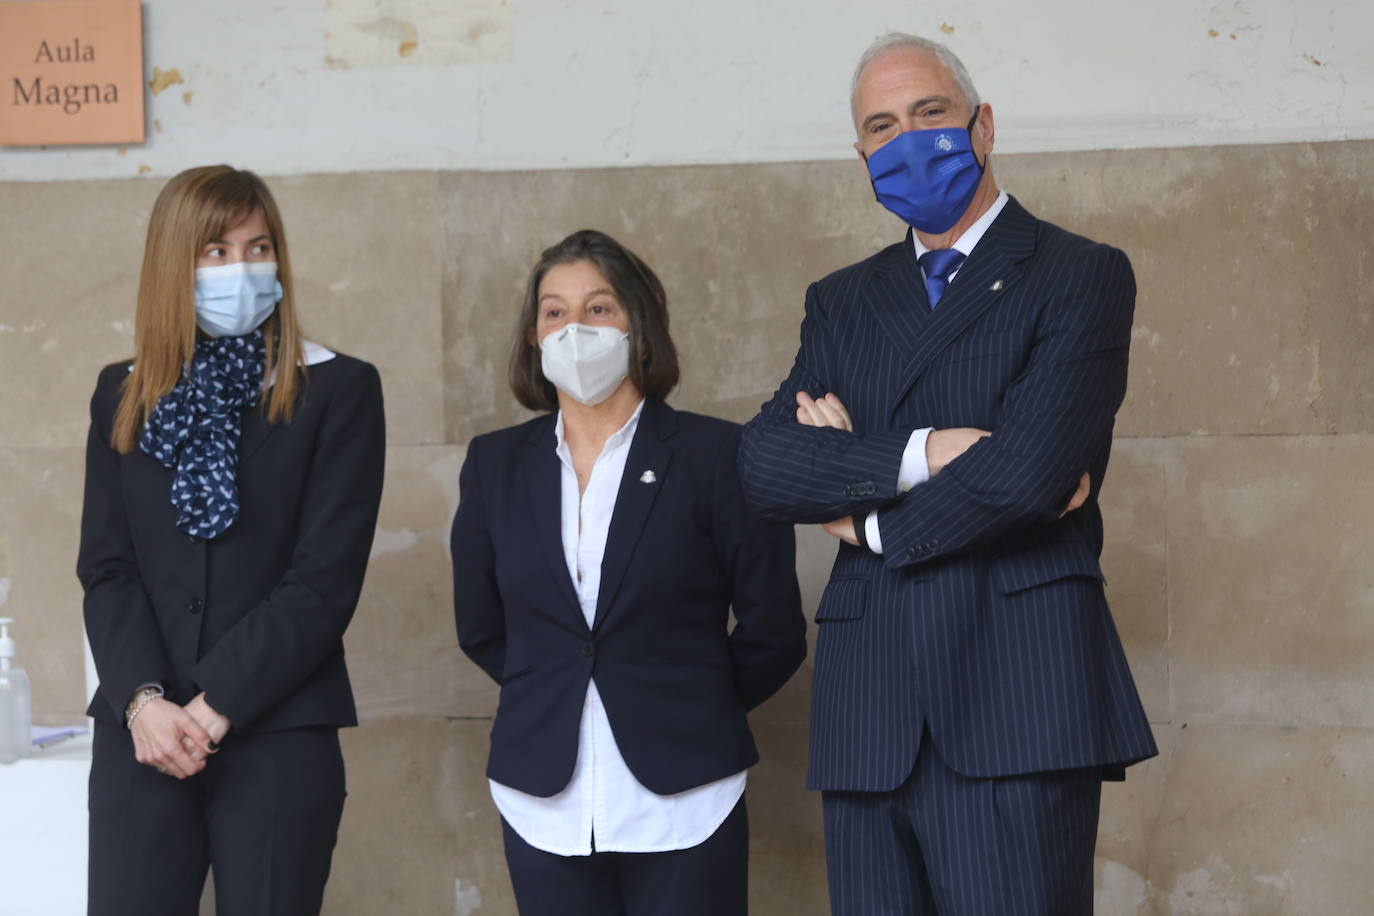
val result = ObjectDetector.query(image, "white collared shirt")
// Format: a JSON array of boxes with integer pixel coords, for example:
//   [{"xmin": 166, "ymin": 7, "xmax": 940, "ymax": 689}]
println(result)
[
  {"xmin": 489, "ymin": 400, "xmax": 747, "ymax": 856},
  {"xmin": 266, "ymin": 339, "xmax": 335, "ymax": 385},
  {"xmin": 299, "ymin": 340, "xmax": 336, "ymax": 367},
  {"xmin": 864, "ymin": 190, "xmax": 1011, "ymax": 553},
  {"xmin": 911, "ymin": 189, "xmax": 1010, "ymax": 278}
]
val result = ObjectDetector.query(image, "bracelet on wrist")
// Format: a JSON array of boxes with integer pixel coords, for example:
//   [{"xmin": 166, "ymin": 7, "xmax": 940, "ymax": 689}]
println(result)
[{"xmin": 125, "ymin": 685, "xmax": 165, "ymax": 728}]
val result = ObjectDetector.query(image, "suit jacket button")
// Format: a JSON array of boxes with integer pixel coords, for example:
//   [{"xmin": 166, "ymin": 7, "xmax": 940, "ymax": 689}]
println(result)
[
  {"xmin": 581, "ymin": 642, "xmax": 595, "ymax": 657},
  {"xmin": 188, "ymin": 597, "xmax": 204, "ymax": 614}
]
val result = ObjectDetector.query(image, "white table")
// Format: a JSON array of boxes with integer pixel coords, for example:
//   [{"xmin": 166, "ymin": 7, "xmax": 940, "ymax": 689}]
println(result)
[{"xmin": 0, "ymin": 734, "xmax": 91, "ymax": 916}]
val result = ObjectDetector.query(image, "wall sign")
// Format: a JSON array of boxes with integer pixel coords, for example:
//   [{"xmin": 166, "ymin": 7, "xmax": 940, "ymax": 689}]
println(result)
[{"xmin": 0, "ymin": 0, "xmax": 144, "ymax": 146}]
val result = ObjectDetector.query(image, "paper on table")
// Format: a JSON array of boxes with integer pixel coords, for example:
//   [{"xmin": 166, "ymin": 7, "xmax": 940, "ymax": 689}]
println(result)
[{"xmin": 31, "ymin": 725, "xmax": 89, "ymax": 748}]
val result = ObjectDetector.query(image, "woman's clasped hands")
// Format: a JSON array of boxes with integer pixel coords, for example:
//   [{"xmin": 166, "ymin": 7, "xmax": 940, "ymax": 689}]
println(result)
[{"xmin": 129, "ymin": 691, "xmax": 231, "ymax": 779}]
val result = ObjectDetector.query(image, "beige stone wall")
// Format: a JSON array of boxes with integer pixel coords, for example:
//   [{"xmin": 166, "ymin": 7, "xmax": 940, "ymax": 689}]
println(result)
[{"xmin": 4, "ymin": 139, "xmax": 1371, "ymax": 913}]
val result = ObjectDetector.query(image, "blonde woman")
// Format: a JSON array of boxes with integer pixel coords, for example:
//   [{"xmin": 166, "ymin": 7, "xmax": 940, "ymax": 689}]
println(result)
[{"xmin": 77, "ymin": 165, "xmax": 385, "ymax": 915}]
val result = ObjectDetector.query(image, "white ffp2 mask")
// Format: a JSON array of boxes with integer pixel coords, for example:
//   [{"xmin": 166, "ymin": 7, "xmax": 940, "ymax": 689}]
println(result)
[{"xmin": 539, "ymin": 323, "xmax": 630, "ymax": 406}]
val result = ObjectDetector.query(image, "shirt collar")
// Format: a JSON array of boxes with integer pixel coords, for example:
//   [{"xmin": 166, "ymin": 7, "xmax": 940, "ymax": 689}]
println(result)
[
  {"xmin": 265, "ymin": 340, "xmax": 335, "ymax": 387},
  {"xmin": 130, "ymin": 339, "xmax": 336, "ymax": 379},
  {"xmin": 553, "ymin": 398, "xmax": 646, "ymax": 457},
  {"xmin": 301, "ymin": 340, "xmax": 336, "ymax": 366},
  {"xmin": 912, "ymin": 189, "xmax": 1010, "ymax": 261}
]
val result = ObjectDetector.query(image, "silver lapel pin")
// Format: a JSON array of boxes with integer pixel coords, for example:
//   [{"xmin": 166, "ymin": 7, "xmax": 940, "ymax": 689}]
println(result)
[
  {"xmin": 639, "ymin": 470, "xmax": 656, "ymax": 484},
  {"xmin": 990, "ymin": 280, "xmax": 1004, "ymax": 291}
]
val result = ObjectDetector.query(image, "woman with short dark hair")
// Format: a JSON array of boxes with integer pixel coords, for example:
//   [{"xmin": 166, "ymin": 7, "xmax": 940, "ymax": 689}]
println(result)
[
  {"xmin": 452, "ymin": 229, "xmax": 805, "ymax": 915},
  {"xmin": 507, "ymin": 229, "xmax": 681, "ymax": 411}
]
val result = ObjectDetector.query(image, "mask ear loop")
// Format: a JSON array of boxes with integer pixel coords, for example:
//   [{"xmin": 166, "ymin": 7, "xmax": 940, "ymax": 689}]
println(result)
[{"xmin": 966, "ymin": 105, "xmax": 987, "ymax": 171}]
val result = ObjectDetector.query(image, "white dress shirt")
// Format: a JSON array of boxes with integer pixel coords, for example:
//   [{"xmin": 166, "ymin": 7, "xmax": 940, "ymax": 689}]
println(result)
[
  {"xmin": 489, "ymin": 399, "xmax": 747, "ymax": 856},
  {"xmin": 864, "ymin": 190, "xmax": 1011, "ymax": 553}
]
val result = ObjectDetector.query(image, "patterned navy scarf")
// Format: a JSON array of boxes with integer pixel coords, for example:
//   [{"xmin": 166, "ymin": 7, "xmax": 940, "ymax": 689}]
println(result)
[{"xmin": 139, "ymin": 331, "xmax": 267, "ymax": 540}]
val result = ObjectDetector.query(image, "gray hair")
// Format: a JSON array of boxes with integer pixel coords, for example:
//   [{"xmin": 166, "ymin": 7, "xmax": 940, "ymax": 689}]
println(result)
[{"xmin": 850, "ymin": 33, "xmax": 982, "ymax": 129}]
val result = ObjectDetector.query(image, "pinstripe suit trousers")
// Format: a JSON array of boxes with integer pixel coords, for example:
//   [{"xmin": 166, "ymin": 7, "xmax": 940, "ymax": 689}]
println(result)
[{"xmin": 822, "ymin": 731, "xmax": 1100, "ymax": 915}]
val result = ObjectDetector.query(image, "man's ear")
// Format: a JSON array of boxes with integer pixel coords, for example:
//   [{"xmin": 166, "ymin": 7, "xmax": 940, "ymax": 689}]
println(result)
[{"xmin": 974, "ymin": 103, "xmax": 995, "ymax": 157}]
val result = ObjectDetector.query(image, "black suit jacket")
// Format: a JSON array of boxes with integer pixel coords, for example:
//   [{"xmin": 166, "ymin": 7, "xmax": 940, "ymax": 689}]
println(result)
[
  {"xmin": 740, "ymin": 197, "xmax": 1158, "ymax": 790},
  {"xmin": 77, "ymin": 353, "xmax": 385, "ymax": 733},
  {"xmin": 452, "ymin": 399, "xmax": 806, "ymax": 797}
]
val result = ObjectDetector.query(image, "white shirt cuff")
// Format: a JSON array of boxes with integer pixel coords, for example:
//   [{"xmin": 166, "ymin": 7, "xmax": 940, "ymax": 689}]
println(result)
[
  {"xmin": 865, "ymin": 511, "xmax": 883, "ymax": 554},
  {"xmin": 897, "ymin": 428, "xmax": 934, "ymax": 492},
  {"xmin": 863, "ymin": 428, "xmax": 933, "ymax": 556}
]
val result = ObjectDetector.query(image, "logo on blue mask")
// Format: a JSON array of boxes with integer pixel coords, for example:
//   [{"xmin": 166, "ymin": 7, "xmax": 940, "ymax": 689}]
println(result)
[{"xmin": 865, "ymin": 111, "xmax": 984, "ymax": 234}]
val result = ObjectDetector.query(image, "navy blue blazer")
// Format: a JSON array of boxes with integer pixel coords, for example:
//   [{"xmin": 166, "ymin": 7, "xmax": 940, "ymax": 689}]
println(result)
[
  {"xmin": 77, "ymin": 354, "xmax": 385, "ymax": 733},
  {"xmin": 452, "ymin": 399, "xmax": 806, "ymax": 797},
  {"xmin": 739, "ymin": 197, "xmax": 1158, "ymax": 791}
]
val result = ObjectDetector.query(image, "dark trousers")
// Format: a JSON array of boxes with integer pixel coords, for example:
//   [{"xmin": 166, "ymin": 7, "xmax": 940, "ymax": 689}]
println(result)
[
  {"xmin": 502, "ymin": 795, "xmax": 749, "ymax": 916},
  {"xmin": 88, "ymin": 720, "xmax": 346, "ymax": 916},
  {"xmin": 822, "ymin": 733, "xmax": 1102, "ymax": 916}
]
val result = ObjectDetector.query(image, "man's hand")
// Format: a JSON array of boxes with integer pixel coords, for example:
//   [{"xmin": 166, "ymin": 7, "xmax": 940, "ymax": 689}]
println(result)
[
  {"xmin": 129, "ymin": 698, "xmax": 213, "ymax": 779},
  {"xmin": 184, "ymin": 692, "xmax": 231, "ymax": 747},
  {"xmin": 821, "ymin": 516, "xmax": 860, "ymax": 546},
  {"xmin": 925, "ymin": 427, "xmax": 991, "ymax": 476},
  {"xmin": 796, "ymin": 393, "xmax": 865, "ymax": 544},
  {"xmin": 795, "ymin": 391, "xmax": 853, "ymax": 432},
  {"xmin": 1060, "ymin": 472, "xmax": 1091, "ymax": 518}
]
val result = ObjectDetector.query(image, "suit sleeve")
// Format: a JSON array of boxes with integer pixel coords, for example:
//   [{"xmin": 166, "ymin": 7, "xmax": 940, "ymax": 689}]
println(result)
[
  {"xmin": 189, "ymin": 362, "xmax": 386, "ymax": 728},
  {"xmin": 451, "ymin": 441, "xmax": 505, "ymax": 684},
  {"xmin": 738, "ymin": 282, "xmax": 914, "ymax": 524},
  {"xmin": 713, "ymin": 427, "xmax": 807, "ymax": 711},
  {"xmin": 76, "ymin": 368, "xmax": 176, "ymax": 721},
  {"xmin": 877, "ymin": 244, "xmax": 1135, "ymax": 568}
]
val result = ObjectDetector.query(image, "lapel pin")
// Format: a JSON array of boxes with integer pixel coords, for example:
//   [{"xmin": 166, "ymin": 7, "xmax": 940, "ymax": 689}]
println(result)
[
  {"xmin": 639, "ymin": 470, "xmax": 656, "ymax": 484},
  {"xmin": 990, "ymin": 280, "xmax": 1004, "ymax": 291}
]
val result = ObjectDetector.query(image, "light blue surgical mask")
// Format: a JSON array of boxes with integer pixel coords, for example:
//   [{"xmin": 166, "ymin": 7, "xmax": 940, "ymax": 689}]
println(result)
[
  {"xmin": 194, "ymin": 261, "xmax": 282, "ymax": 338},
  {"xmin": 865, "ymin": 110, "xmax": 984, "ymax": 235}
]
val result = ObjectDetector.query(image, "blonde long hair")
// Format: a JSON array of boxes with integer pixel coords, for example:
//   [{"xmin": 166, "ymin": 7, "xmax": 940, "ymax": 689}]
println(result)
[{"xmin": 112, "ymin": 165, "xmax": 305, "ymax": 453}]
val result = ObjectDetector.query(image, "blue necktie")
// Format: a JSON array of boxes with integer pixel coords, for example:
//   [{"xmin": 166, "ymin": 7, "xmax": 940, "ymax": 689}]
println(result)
[{"xmin": 919, "ymin": 248, "xmax": 966, "ymax": 309}]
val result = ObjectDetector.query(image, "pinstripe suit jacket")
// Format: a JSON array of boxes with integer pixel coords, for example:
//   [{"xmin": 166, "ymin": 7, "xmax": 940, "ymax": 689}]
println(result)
[{"xmin": 739, "ymin": 196, "xmax": 1158, "ymax": 792}]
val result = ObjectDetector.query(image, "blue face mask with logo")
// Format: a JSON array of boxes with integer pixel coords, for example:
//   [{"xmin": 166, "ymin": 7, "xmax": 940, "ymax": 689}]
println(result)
[
  {"xmin": 865, "ymin": 110, "xmax": 984, "ymax": 234},
  {"xmin": 194, "ymin": 261, "xmax": 283, "ymax": 338}
]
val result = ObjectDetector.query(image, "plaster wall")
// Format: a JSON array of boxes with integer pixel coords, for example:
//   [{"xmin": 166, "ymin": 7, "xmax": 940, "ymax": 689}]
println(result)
[{"xmin": 1, "ymin": 0, "xmax": 1371, "ymax": 181}]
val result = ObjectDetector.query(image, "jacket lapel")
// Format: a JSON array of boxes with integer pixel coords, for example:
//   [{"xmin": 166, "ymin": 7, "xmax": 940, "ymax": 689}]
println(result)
[
  {"xmin": 865, "ymin": 233, "xmax": 932, "ymax": 360},
  {"xmin": 521, "ymin": 416, "xmax": 585, "ymax": 626},
  {"xmin": 885, "ymin": 195, "xmax": 1039, "ymax": 416},
  {"xmin": 237, "ymin": 405, "xmax": 278, "ymax": 465},
  {"xmin": 593, "ymin": 400, "xmax": 675, "ymax": 631}
]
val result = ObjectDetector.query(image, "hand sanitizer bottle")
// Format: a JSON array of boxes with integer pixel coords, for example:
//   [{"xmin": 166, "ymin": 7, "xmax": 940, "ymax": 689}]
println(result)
[{"xmin": 0, "ymin": 618, "xmax": 32, "ymax": 764}]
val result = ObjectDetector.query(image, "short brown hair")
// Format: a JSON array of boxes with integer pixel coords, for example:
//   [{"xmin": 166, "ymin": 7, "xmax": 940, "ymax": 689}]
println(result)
[
  {"xmin": 112, "ymin": 165, "xmax": 305, "ymax": 452},
  {"xmin": 509, "ymin": 229, "xmax": 680, "ymax": 412}
]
